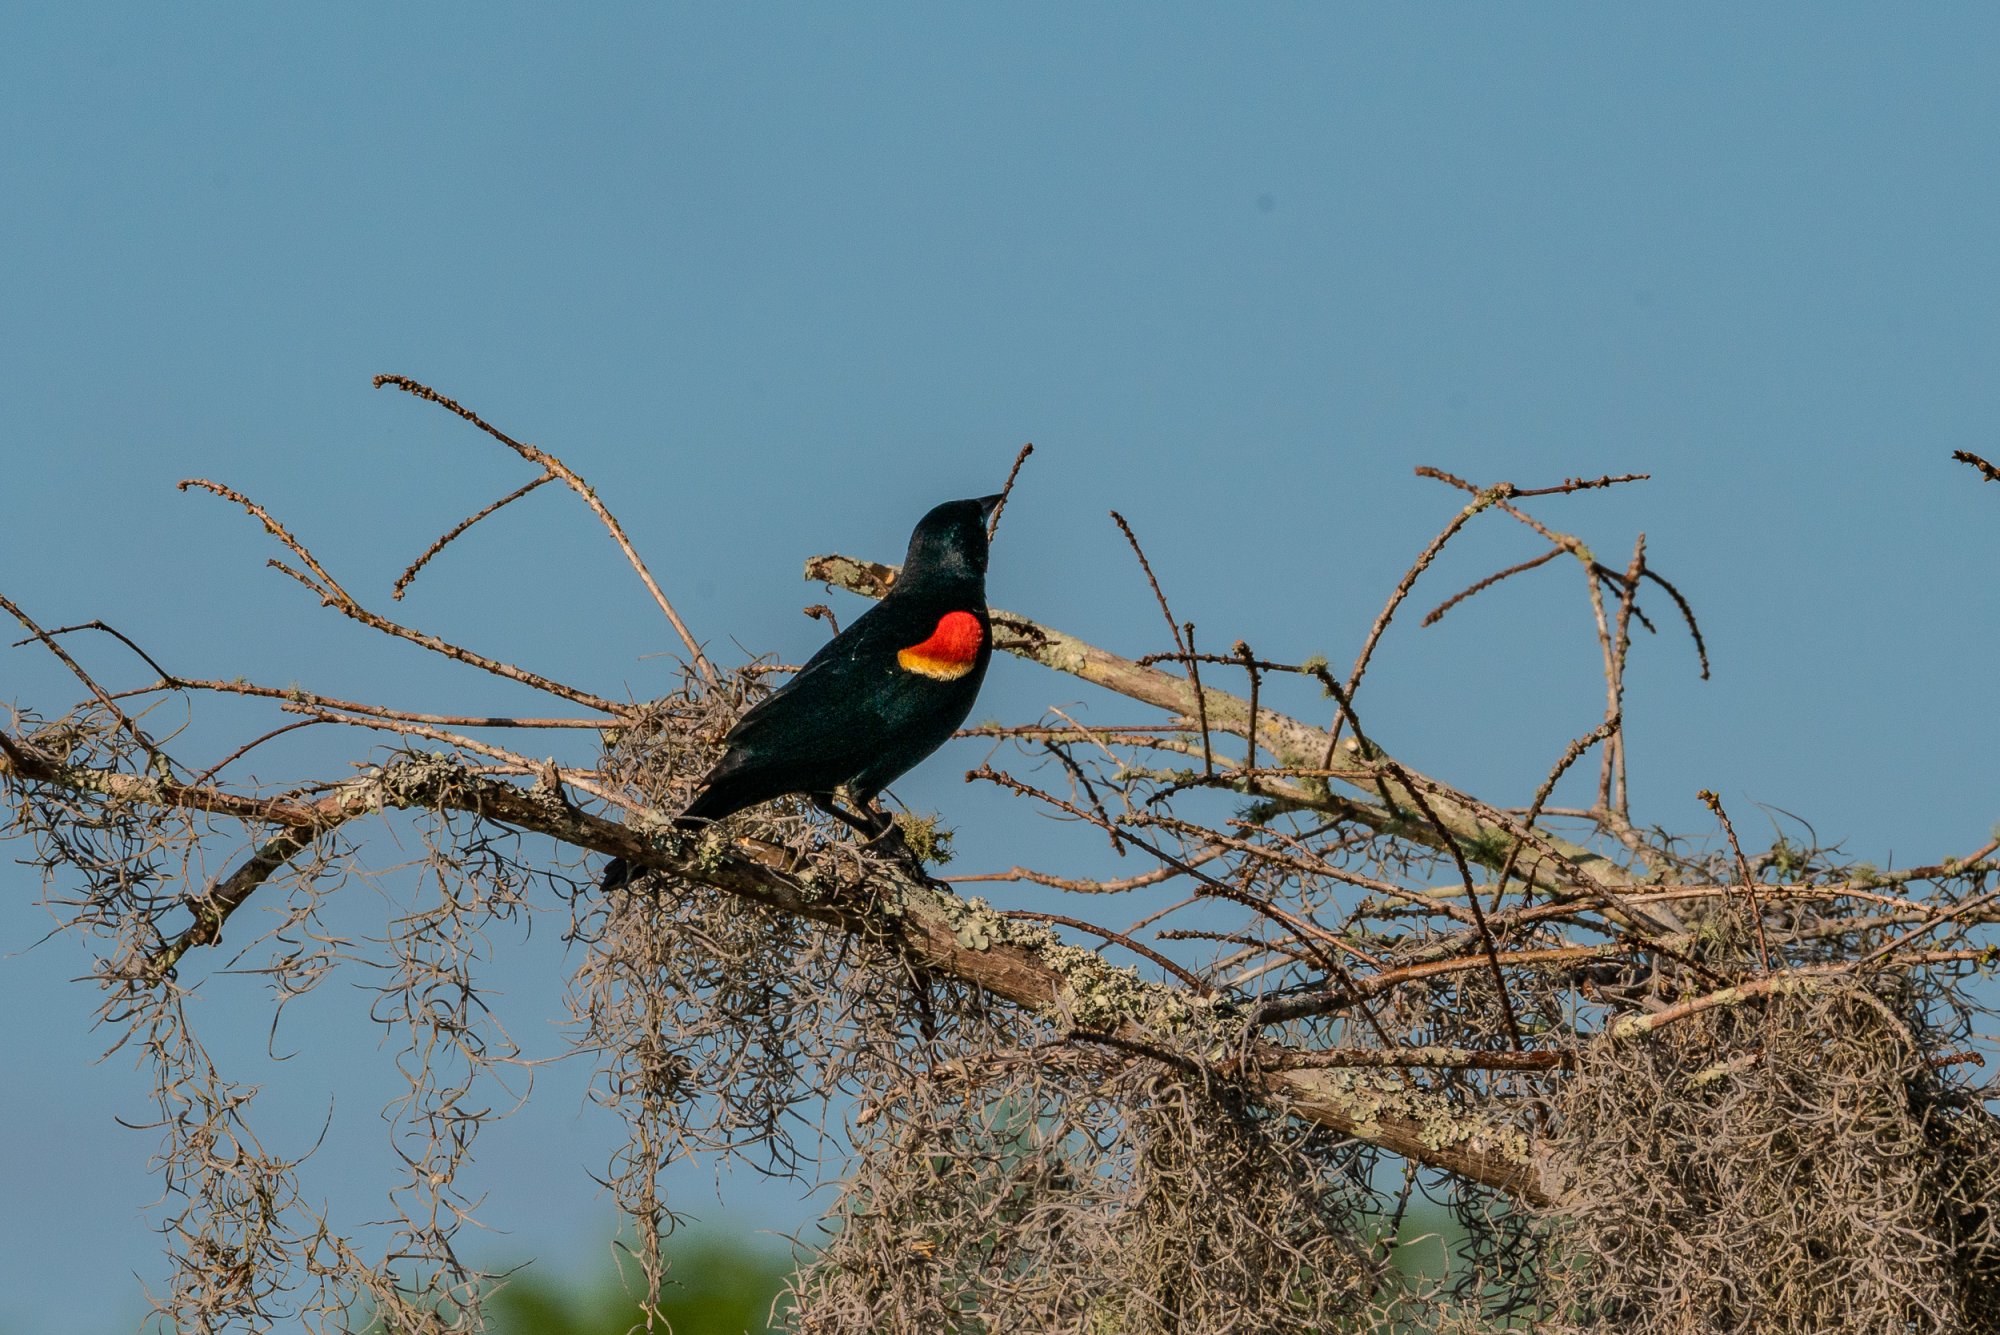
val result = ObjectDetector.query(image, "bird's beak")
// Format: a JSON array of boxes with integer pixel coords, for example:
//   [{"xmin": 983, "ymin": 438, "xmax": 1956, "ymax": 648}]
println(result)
[{"xmin": 976, "ymin": 494, "xmax": 1005, "ymax": 525}]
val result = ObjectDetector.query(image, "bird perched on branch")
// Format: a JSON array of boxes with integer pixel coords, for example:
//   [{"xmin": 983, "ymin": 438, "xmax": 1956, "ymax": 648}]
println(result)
[{"xmin": 604, "ymin": 494, "xmax": 1001, "ymax": 888}]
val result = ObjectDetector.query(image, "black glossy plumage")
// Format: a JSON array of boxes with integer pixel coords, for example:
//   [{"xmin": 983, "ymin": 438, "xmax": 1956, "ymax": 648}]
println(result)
[
  {"xmin": 605, "ymin": 496, "xmax": 999, "ymax": 887},
  {"xmin": 683, "ymin": 495, "xmax": 999, "ymax": 826}
]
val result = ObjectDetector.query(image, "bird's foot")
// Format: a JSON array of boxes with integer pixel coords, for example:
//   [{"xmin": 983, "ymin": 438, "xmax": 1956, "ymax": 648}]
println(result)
[
  {"xmin": 811, "ymin": 792, "xmax": 894, "ymax": 840},
  {"xmin": 863, "ymin": 817, "xmax": 907, "ymax": 856}
]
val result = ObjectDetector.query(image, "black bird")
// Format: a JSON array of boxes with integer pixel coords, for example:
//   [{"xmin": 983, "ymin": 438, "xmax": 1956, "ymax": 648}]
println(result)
[{"xmin": 605, "ymin": 494, "xmax": 1001, "ymax": 886}]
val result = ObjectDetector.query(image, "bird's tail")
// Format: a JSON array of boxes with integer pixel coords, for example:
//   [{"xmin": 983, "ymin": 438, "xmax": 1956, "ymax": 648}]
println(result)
[
  {"xmin": 600, "ymin": 781, "xmax": 744, "ymax": 892},
  {"xmin": 677, "ymin": 781, "xmax": 737, "ymax": 826}
]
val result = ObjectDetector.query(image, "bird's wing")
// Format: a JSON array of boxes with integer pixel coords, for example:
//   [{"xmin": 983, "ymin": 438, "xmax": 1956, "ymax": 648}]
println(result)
[
  {"xmin": 726, "ymin": 608, "xmax": 892, "ymax": 736},
  {"xmin": 717, "ymin": 602, "xmax": 979, "ymax": 762},
  {"xmin": 709, "ymin": 605, "xmax": 908, "ymax": 759}
]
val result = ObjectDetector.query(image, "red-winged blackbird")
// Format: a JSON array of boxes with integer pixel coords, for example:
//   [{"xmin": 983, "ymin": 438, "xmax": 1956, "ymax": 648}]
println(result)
[{"xmin": 604, "ymin": 495, "xmax": 1001, "ymax": 887}]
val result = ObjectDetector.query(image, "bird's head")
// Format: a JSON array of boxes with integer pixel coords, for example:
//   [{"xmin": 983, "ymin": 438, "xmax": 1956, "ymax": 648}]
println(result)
[{"xmin": 899, "ymin": 495, "xmax": 1003, "ymax": 590}]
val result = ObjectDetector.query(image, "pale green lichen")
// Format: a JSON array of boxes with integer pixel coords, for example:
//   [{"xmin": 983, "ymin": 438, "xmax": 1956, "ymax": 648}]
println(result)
[
  {"xmin": 907, "ymin": 876, "xmax": 1234, "ymax": 1042},
  {"xmin": 371, "ymin": 751, "xmax": 472, "ymax": 809},
  {"xmin": 688, "ymin": 825, "xmax": 734, "ymax": 872},
  {"xmin": 627, "ymin": 808, "xmax": 677, "ymax": 840},
  {"xmin": 1039, "ymin": 638, "xmax": 1090, "ymax": 675},
  {"xmin": 334, "ymin": 780, "xmax": 384, "ymax": 817},
  {"xmin": 1058, "ymin": 953, "xmax": 1168, "ymax": 1031},
  {"xmin": 955, "ymin": 913, "xmax": 993, "ymax": 950},
  {"xmin": 1293, "ymin": 1066, "xmax": 1531, "ymax": 1162},
  {"xmin": 1036, "ymin": 937, "xmax": 1222, "ymax": 1036},
  {"xmin": 926, "ymin": 893, "xmax": 1040, "ymax": 952}
]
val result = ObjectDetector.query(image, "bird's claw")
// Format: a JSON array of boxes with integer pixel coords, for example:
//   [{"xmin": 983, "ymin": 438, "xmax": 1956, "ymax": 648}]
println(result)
[{"xmin": 863, "ymin": 817, "xmax": 907, "ymax": 855}]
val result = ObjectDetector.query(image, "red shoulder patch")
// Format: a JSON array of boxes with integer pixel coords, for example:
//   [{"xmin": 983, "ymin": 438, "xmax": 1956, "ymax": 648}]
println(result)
[{"xmin": 897, "ymin": 610, "xmax": 984, "ymax": 680}]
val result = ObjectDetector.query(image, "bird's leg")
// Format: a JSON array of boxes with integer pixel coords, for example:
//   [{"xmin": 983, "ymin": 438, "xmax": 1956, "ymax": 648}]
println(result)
[
  {"xmin": 859, "ymin": 802, "xmax": 900, "ymax": 844},
  {"xmin": 809, "ymin": 792, "xmax": 880, "ymax": 836},
  {"xmin": 867, "ymin": 819, "xmax": 907, "ymax": 856},
  {"xmin": 810, "ymin": 793, "xmax": 906, "ymax": 852},
  {"xmin": 851, "ymin": 796, "xmax": 908, "ymax": 850}
]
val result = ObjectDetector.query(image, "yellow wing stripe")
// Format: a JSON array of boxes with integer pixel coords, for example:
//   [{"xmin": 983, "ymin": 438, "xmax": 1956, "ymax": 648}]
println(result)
[{"xmin": 898, "ymin": 648, "xmax": 977, "ymax": 681}]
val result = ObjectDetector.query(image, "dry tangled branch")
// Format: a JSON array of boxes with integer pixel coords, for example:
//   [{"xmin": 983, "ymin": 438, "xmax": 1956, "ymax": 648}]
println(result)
[{"xmin": 5, "ymin": 381, "xmax": 1998, "ymax": 1333}]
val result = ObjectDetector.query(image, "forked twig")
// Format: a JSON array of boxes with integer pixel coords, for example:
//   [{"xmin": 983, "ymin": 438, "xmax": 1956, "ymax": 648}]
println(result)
[
  {"xmin": 22, "ymin": 620, "xmax": 177, "ymax": 682},
  {"xmin": 180, "ymin": 479, "xmax": 623, "ymax": 715},
  {"xmin": 1602, "ymin": 534, "xmax": 1645, "ymax": 813},
  {"xmin": 1699, "ymin": 788, "xmax": 1771, "ymax": 972},
  {"xmin": 1342, "ymin": 486, "xmax": 1499, "ymax": 714},
  {"xmin": 1490, "ymin": 714, "xmax": 1622, "ymax": 916},
  {"xmin": 1, "ymin": 593, "xmax": 170, "ymax": 769},
  {"xmin": 372, "ymin": 374, "xmax": 715, "ymax": 683}
]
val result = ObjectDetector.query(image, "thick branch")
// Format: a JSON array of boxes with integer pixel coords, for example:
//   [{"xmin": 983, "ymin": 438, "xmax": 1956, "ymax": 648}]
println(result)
[
  {"xmin": 500, "ymin": 784, "xmax": 1551, "ymax": 1204},
  {"xmin": 2, "ymin": 733, "xmax": 1549, "ymax": 1204}
]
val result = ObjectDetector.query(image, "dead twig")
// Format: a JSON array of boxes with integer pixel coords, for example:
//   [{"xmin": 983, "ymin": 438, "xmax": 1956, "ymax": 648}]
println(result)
[
  {"xmin": 180, "ymin": 478, "xmax": 624, "ymax": 715},
  {"xmin": 1698, "ymin": 788, "xmax": 1771, "ymax": 972},
  {"xmin": 394, "ymin": 471, "xmax": 556, "ymax": 600},
  {"xmin": 372, "ymin": 374, "xmax": 715, "ymax": 683},
  {"xmin": 1421, "ymin": 545, "xmax": 1565, "ymax": 627},
  {"xmin": 987, "ymin": 442, "xmax": 1034, "ymax": 540},
  {"xmin": 999, "ymin": 909, "xmax": 1212, "ymax": 993},
  {"xmin": 1953, "ymin": 449, "xmax": 2000, "ymax": 484}
]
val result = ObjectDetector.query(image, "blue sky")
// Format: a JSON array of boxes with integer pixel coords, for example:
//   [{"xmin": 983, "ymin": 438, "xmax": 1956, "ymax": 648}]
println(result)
[{"xmin": 4, "ymin": 8, "xmax": 1998, "ymax": 1330}]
